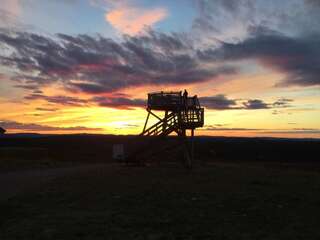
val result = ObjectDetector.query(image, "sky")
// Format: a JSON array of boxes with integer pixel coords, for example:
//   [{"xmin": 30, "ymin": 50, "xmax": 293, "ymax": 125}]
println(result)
[{"xmin": 0, "ymin": 0, "xmax": 319, "ymax": 138}]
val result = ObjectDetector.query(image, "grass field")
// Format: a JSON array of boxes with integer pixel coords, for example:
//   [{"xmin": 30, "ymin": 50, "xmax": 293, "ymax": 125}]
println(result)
[{"xmin": 1, "ymin": 161, "xmax": 320, "ymax": 239}]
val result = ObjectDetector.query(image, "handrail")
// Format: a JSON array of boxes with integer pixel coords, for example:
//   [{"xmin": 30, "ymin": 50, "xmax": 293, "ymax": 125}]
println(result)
[
  {"xmin": 148, "ymin": 93, "xmax": 201, "ymax": 110},
  {"xmin": 140, "ymin": 111, "xmax": 177, "ymax": 136},
  {"xmin": 148, "ymin": 91, "xmax": 182, "ymax": 96}
]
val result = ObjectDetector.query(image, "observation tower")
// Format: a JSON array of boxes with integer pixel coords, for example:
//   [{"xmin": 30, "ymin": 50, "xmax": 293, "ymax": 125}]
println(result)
[
  {"xmin": 141, "ymin": 91, "xmax": 204, "ymax": 137},
  {"xmin": 137, "ymin": 91, "xmax": 204, "ymax": 168}
]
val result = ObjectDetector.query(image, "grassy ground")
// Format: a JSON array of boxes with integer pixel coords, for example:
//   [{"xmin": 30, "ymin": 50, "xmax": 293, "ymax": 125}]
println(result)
[
  {"xmin": 0, "ymin": 147, "xmax": 61, "ymax": 172},
  {"xmin": 1, "ymin": 162, "xmax": 320, "ymax": 239}
]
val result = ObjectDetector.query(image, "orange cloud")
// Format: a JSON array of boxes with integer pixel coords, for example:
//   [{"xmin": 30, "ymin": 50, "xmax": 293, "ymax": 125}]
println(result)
[{"xmin": 106, "ymin": 6, "xmax": 168, "ymax": 35}]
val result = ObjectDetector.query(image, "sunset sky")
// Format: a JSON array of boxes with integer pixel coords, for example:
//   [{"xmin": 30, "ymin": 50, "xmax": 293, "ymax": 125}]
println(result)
[{"xmin": 0, "ymin": 0, "xmax": 319, "ymax": 138}]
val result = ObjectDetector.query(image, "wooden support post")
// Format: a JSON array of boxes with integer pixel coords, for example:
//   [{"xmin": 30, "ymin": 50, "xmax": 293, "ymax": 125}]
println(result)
[
  {"xmin": 163, "ymin": 110, "xmax": 168, "ymax": 133},
  {"xmin": 143, "ymin": 110, "xmax": 150, "ymax": 132},
  {"xmin": 190, "ymin": 128, "xmax": 194, "ymax": 169},
  {"xmin": 178, "ymin": 128, "xmax": 191, "ymax": 169},
  {"xmin": 149, "ymin": 110, "xmax": 162, "ymax": 121}
]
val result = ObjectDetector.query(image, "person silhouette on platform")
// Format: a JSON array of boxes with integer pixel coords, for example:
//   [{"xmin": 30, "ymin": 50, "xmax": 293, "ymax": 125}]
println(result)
[{"xmin": 183, "ymin": 89, "xmax": 188, "ymax": 102}]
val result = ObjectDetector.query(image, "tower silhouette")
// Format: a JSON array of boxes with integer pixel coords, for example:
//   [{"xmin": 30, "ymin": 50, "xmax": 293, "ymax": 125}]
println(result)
[
  {"xmin": 137, "ymin": 91, "xmax": 204, "ymax": 168},
  {"xmin": 141, "ymin": 91, "xmax": 204, "ymax": 137}
]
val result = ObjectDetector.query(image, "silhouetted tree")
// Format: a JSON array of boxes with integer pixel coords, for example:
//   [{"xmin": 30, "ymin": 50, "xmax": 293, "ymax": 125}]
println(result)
[{"xmin": 0, "ymin": 127, "xmax": 6, "ymax": 134}]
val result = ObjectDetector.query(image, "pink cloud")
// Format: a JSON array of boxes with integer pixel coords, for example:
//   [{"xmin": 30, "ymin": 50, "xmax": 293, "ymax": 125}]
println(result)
[
  {"xmin": 1, "ymin": 0, "xmax": 21, "ymax": 16},
  {"xmin": 106, "ymin": 6, "xmax": 168, "ymax": 35}
]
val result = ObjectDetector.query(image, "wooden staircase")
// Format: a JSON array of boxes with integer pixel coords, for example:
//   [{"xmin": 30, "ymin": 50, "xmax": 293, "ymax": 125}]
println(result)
[
  {"xmin": 140, "ymin": 108, "xmax": 204, "ymax": 137},
  {"xmin": 140, "ymin": 111, "xmax": 178, "ymax": 136}
]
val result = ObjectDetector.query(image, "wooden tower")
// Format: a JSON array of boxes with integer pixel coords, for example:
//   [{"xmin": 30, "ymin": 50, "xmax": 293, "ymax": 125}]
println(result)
[{"xmin": 139, "ymin": 91, "xmax": 204, "ymax": 168}]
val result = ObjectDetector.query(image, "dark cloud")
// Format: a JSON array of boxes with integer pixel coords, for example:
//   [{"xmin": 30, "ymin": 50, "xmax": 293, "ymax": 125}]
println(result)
[
  {"xmin": 91, "ymin": 96, "xmax": 145, "ymax": 110},
  {"xmin": 0, "ymin": 120, "xmax": 101, "ymax": 132},
  {"xmin": 199, "ymin": 95, "xmax": 269, "ymax": 110},
  {"xmin": 24, "ymin": 93, "xmax": 145, "ymax": 110},
  {"xmin": 23, "ymin": 92, "xmax": 291, "ymax": 111},
  {"xmin": 33, "ymin": 89, "xmax": 43, "ymax": 94},
  {"xmin": 0, "ymin": 29, "xmax": 237, "ymax": 94},
  {"xmin": 272, "ymin": 98, "xmax": 293, "ymax": 108},
  {"xmin": 198, "ymin": 27, "xmax": 320, "ymax": 86},
  {"xmin": 202, "ymin": 125, "xmax": 320, "ymax": 135},
  {"xmin": 262, "ymin": 129, "xmax": 320, "ymax": 135},
  {"xmin": 243, "ymin": 99, "xmax": 269, "ymax": 109},
  {"xmin": 200, "ymin": 94, "xmax": 293, "ymax": 110},
  {"xmin": 14, "ymin": 84, "xmax": 40, "ymax": 91},
  {"xmin": 1, "ymin": 22, "xmax": 318, "ymax": 98},
  {"xmin": 192, "ymin": 0, "xmax": 320, "ymax": 87},
  {"xmin": 24, "ymin": 94, "xmax": 88, "ymax": 106},
  {"xmin": 35, "ymin": 107, "xmax": 58, "ymax": 112},
  {"xmin": 304, "ymin": 0, "xmax": 320, "ymax": 7},
  {"xmin": 199, "ymin": 95, "xmax": 238, "ymax": 110},
  {"xmin": 202, "ymin": 125, "xmax": 261, "ymax": 131}
]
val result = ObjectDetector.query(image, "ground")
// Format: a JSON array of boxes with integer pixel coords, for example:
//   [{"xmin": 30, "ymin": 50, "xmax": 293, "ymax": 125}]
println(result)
[{"xmin": 1, "ymin": 161, "xmax": 320, "ymax": 240}]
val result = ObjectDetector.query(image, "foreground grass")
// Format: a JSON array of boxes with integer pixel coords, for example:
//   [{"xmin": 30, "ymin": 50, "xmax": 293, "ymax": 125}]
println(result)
[{"xmin": 1, "ymin": 162, "xmax": 320, "ymax": 239}]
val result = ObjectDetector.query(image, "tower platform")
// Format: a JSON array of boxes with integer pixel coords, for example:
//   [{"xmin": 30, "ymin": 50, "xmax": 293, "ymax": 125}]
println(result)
[{"xmin": 147, "ymin": 91, "xmax": 201, "ymax": 111}]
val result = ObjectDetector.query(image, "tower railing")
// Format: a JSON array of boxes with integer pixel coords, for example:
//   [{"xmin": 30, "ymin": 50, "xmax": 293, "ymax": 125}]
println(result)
[{"xmin": 180, "ymin": 108, "xmax": 204, "ymax": 127}]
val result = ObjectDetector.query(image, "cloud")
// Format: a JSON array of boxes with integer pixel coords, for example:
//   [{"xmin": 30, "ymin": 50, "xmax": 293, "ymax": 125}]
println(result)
[
  {"xmin": 198, "ymin": 26, "xmax": 320, "ymax": 87},
  {"xmin": 106, "ymin": 6, "xmax": 168, "ymax": 35},
  {"xmin": 243, "ymin": 99, "xmax": 269, "ymax": 110},
  {"xmin": 22, "ymin": 92, "xmax": 292, "ymax": 111},
  {"xmin": 1, "ymin": 22, "xmax": 318, "ymax": 98},
  {"xmin": 200, "ymin": 94, "xmax": 293, "ymax": 110},
  {"xmin": 192, "ymin": 0, "xmax": 256, "ymax": 42},
  {"xmin": 35, "ymin": 107, "xmax": 58, "ymax": 112},
  {"xmin": 304, "ymin": 0, "xmax": 320, "ymax": 7},
  {"xmin": 202, "ymin": 125, "xmax": 261, "ymax": 131},
  {"xmin": 199, "ymin": 95, "xmax": 238, "ymax": 110},
  {"xmin": 262, "ymin": 129, "xmax": 320, "ymax": 135},
  {"xmin": 0, "ymin": 8, "xmax": 33, "ymax": 30},
  {"xmin": 92, "ymin": 96, "xmax": 145, "ymax": 110},
  {"xmin": 0, "ymin": 29, "xmax": 237, "ymax": 94},
  {"xmin": 0, "ymin": 120, "xmax": 102, "ymax": 132},
  {"xmin": 24, "ymin": 94, "xmax": 88, "ymax": 106},
  {"xmin": 14, "ymin": 84, "xmax": 40, "ymax": 91},
  {"xmin": 23, "ymin": 92, "xmax": 145, "ymax": 110},
  {"xmin": 272, "ymin": 98, "xmax": 293, "ymax": 108},
  {"xmin": 197, "ymin": 0, "xmax": 256, "ymax": 14},
  {"xmin": 0, "ymin": 0, "xmax": 21, "ymax": 16},
  {"xmin": 193, "ymin": 0, "xmax": 320, "ymax": 40},
  {"xmin": 201, "ymin": 125, "xmax": 320, "ymax": 135}
]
